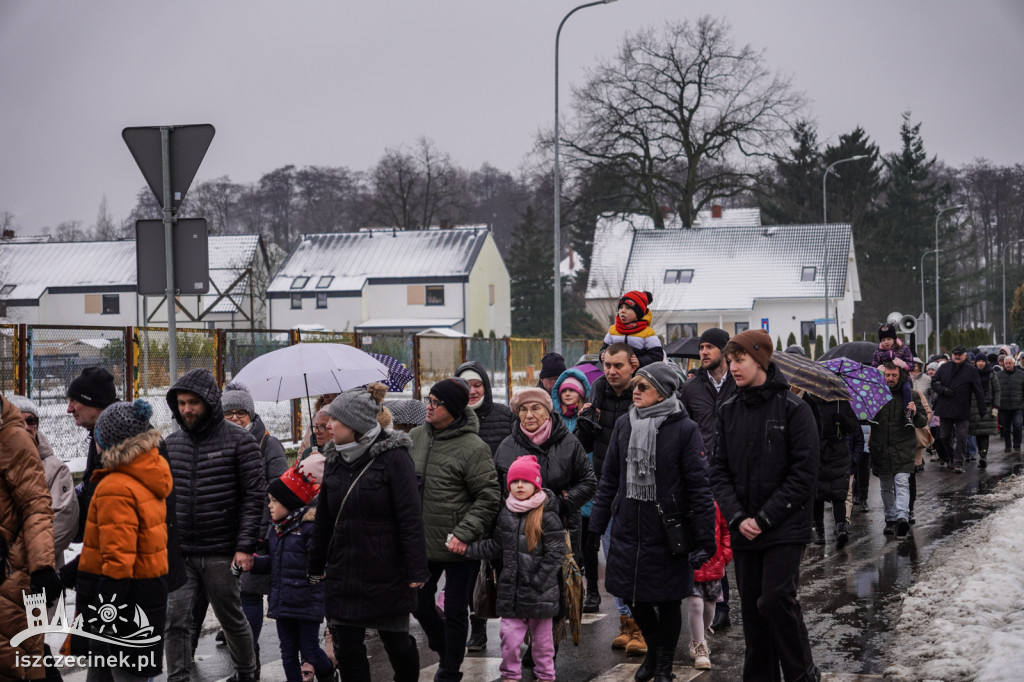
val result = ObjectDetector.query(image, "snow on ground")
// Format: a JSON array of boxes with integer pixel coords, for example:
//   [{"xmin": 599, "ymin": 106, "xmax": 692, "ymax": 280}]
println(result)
[{"xmin": 885, "ymin": 472, "xmax": 1024, "ymax": 681}]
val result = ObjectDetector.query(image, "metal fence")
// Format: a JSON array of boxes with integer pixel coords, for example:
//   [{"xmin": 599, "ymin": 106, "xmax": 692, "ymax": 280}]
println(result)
[{"xmin": 2, "ymin": 324, "xmax": 605, "ymax": 471}]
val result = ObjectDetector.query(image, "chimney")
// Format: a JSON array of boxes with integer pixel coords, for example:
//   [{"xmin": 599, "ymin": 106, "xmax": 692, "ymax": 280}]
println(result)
[
  {"xmin": 1, "ymin": 229, "xmax": 14, "ymax": 240},
  {"xmin": 711, "ymin": 204, "xmax": 723, "ymax": 219},
  {"xmin": 659, "ymin": 205, "xmax": 673, "ymax": 219}
]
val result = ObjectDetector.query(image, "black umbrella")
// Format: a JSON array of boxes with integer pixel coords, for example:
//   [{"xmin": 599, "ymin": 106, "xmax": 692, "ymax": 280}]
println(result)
[
  {"xmin": 664, "ymin": 336, "xmax": 701, "ymax": 358},
  {"xmin": 818, "ymin": 341, "xmax": 876, "ymax": 365}
]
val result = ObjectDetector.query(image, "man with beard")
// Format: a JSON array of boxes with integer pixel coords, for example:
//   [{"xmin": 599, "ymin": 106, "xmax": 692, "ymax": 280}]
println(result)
[
  {"xmin": 680, "ymin": 327, "xmax": 735, "ymax": 631},
  {"xmin": 163, "ymin": 369, "xmax": 265, "ymax": 682}
]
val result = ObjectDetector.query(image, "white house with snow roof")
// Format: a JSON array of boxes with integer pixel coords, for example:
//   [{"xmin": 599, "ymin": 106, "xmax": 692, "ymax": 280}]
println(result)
[
  {"xmin": 266, "ymin": 226, "xmax": 511, "ymax": 336},
  {"xmin": 586, "ymin": 213, "xmax": 861, "ymax": 348},
  {"xmin": 0, "ymin": 235, "xmax": 271, "ymax": 329}
]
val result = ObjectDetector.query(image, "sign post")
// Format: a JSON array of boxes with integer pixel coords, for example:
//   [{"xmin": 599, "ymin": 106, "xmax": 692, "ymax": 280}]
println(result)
[{"xmin": 123, "ymin": 124, "xmax": 214, "ymax": 387}]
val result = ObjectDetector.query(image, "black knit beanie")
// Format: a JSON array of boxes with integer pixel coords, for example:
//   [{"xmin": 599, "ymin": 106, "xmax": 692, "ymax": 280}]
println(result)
[
  {"xmin": 877, "ymin": 324, "xmax": 898, "ymax": 342},
  {"xmin": 539, "ymin": 352, "xmax": 567, "ymax": 380},
  {"xmin": 429, "ymin": 378, "xmax": 471, "ymax": 418},
  {"xmin": 67, "ymin": 366, "xmax": 118, "ymax": 408}
]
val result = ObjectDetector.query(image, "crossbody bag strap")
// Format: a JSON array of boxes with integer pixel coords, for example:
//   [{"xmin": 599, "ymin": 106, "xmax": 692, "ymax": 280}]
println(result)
[{"xmin": 324, "ymin": 455, "xmax": 377, "ymax": 560}]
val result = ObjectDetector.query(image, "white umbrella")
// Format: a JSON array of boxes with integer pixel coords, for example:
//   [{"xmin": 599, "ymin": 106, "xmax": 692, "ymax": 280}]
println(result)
[{"xmin": 232, "ymin": 343, "xmax": 389, "ymax": 403}]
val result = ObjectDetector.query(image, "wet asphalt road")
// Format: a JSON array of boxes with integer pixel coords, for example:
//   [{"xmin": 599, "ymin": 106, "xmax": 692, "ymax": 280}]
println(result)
[{"xmin": 61, "ymin": 443, "xmax": 1022, "ymax": 681}]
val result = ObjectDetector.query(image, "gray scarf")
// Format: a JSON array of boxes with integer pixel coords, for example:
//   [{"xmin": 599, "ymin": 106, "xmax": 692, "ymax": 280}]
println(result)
[
  {"xmin": 626, "ymin": 396, "xmax": 681, "ymax": 501},
  {"xmin": 335, "ymin": 424, "xmax": 381, "ymax": 464}
]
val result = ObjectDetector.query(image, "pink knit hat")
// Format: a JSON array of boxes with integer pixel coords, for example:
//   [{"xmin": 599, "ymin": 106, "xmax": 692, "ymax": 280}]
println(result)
[
  {"xmin": 507, "ymin": 455, "xmax": 543, "ymax": 491},
  {"xmin": 558, "ymin": 377, "xmax": 586, "ymax": 398}
]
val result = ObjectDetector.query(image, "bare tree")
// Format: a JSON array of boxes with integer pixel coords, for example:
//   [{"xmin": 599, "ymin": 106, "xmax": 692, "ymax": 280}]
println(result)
[
  {"xmin": 52, "ymin": 220, "xmax": 88, "ymax": 242},
  {"xmin": 561, "ymin": 16, "xmax": 806, "ymax": 227},
  {"xmin": 91, "ymin": 196, "xmax": 124, "ymax": 240},
  {"xmin": 369, "ymin": 137, "xmax": 466, "ymax": 229},
  {"xmin": 190, "ymin": 176, "xmax": 243, "ymax": 235}
]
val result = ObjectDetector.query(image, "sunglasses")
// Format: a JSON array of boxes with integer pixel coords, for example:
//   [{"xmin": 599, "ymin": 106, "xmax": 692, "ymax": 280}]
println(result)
[
  {"xmin": 632, "ymin": 381, "xmax": 654, "ymax": 393},
  {"xmin": 224, "ymin": 410, "xmax": 249, "ymax": 418}
]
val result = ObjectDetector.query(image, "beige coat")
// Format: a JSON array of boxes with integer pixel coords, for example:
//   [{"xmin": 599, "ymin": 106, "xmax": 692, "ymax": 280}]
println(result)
[{"xmin": 36, "ymin": 432, "xmax": 78, "ymax": 569}]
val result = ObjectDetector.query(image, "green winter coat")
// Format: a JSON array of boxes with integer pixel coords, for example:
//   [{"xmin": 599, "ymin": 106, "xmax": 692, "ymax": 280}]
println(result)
[
  {"xmin": 969, "ymin": 369, "xmax": 1001, "ymax": 436},
  {"xmin": 409, "ymin": 409, "xmax": 501, "ymax": 562},
  {"xmin": 870, "ymin": 386, "xmax": 927, "ymax": 476}
]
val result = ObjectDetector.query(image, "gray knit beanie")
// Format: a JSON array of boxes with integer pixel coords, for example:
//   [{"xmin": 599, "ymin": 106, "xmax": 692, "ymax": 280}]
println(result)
[
  {"xmin": 221, "ymin": 381, "xmax": 255, "ymax": 418},
  {"xmin": 635, "ymin": 362, "xmax": 683, "ymax": 399},
  {"xmin": 325, "ymin": 384, "xmax": 386, "ymax": 436},
  {"xmin": 95, "ymin": 399, "xmax": 154, "ymax": 451},
  {"xmin": 7, "ymin": 395, "xmax": 38, "ymax": 419}
]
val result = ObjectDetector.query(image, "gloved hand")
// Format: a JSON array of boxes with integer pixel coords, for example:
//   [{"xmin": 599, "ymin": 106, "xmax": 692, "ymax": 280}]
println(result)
[
  {"xmin": 30, "ymin": 567, "xmax": 64, "ymax": 607},
  {"xmin": 687, "ymin": 548, "xmax": 711, "ymax": 571},
  {"xmin": 58, "ymin": 555, "xmax": 79, "ymax": 590},
  {"xmin": 307, "ymin": 572, "xmax": 325, "ymax": 585}
]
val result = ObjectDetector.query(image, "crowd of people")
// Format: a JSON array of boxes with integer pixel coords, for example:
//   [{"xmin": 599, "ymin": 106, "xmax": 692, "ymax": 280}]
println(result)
[{"xmin": 2, "ymin": 288, "xmax": 1024, "ymax": 682}]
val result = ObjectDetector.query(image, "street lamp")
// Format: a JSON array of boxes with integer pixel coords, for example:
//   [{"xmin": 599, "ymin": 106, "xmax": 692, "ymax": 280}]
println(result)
[
  {"xmin": 822, "ymin": 154, "xmax": 869, "ymax": 353},
  {"xmin": 1003, "ymin": 238, "xmax": 1024, "ymax": 343},
  {"xmin": 553, "ymin": 0, "xmax": 617, "ymax": 356},
  {"xmin": 934, "ymin": 204, "xmax": 965, "ymax": 352},
  {"xmin": 920, "ymin": 248, "xmax": 939, "ymax": 359}
]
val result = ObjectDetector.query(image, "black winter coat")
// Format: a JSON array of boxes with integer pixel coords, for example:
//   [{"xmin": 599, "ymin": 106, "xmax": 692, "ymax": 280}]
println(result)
[
  {"xmin": 577, "ymin": 376, "xmax": 634, "ymax": 481},
  {"xmin": 680, "ymin": 368, "xmax": 736, "ymax": 455},
  {"xmin": 493, "ymin": 413, "xmax": 597, "ymax": 543},
  {"xmin": 457, "ymin": 360, "xmax": 513, "ymax": 455},
  {"xmin": 165, "ymin": 369, "xmax": 266, "ymax": 556},
  {"xmin": 931, "ymin": 360, "xmax": 986, "ymax": 420},
  {"xmin": 805, "ymin": 397, "xmax": 858, "ymax": 502},
  {"xmin": 467, "ymin": 491, "xmax": 565, "ymax": 619},
  {"xmin": 308, "ymin": 431, "xmax": 429, "ymax": 622},
  {"xmin": 869, "ymin": 382, "xmax": 928, "ymax": 476},
  {"xmin": 241, "ymin": 414, "xmax": 289, "ymax": 595},
  {"xmin": 589, "ymin": 408, "xmax": 716, "ymax": 603},
  {"xmin": 252, "ymin": 508, "xmax": 325, "ymax": 622},
  {"xmin": 709, "ymin": 364, "xmax": 820, "ymax": 550},
  {"xmin": 998, "ymin": 367, "xmax": 1024, "ymax": 411}
]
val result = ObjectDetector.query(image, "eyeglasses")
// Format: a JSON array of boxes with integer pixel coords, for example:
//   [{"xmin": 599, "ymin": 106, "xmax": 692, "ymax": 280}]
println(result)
[
  {"xmin": 24, "ymin": 416, "xmax": 38, "ymax": 426},
  {"xmin": 423, "ymin": 397, "xmax": 445, "ymax": 409},
  {"xmin": 516, "ymin": 404, "xmax": 548, "ymax": 416},
  {"xmin": 224, "ymin": 410, "xmax": 249, "ymax": 419},
  {"xmin": 312, "ymin": 424, "xmax": 330, "ymax": 432},
  {"xmin": 632, "ymin": 381, "xmax": 654, "ymax": 393}
]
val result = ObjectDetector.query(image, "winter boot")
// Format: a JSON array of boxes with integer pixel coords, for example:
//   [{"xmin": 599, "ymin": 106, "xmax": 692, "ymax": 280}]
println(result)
[
  {"xmin": 654, "ymin": 646, "xmax": 677, "ymax": 681},
  {"xmin": 812, "ymin": 525, "xmax": 825, "ymax": 545},
  {"xmin": 692, "ymin": 640, "xmax": 711, "ymax": 670},
  {"xmin": 883, "ymin": 520, "xmax": 896, "ymax": 536},
  {"xmin": 979, "ymin": 450, "xmax": 988, "ymax": 469},
  {"xmin": 835, "ymin": 521, "xmax": 849, "ymax": 550},
  {"xmin": 612, "ymin": 615, "xmax": 633, "ymax": 649},
  {"xmin": 583, "ymin": 590, "xmax": 602, "ymax": 613},
  {"xmin": 634, "ymin": 648, "xmax": 657, "ymax": 682},
  {"xmin": 625, "ymin": 623, "xmax": 647, "ymax": 656},
  {"xmin": 466, "ymin": 617, "xmax": 487, "ymax": 651},
  {"xmin": 895, "ymin": 517, "xmax": 910, "ymax": 538}
]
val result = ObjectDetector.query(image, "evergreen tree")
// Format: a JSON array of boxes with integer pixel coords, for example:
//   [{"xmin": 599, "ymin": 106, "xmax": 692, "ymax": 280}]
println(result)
[
  {"xmin": 761, "ymin": 120, "xmax": 823, "ymax": 225},
  {"xmin": 508, "ymin": 206, "xmax": 554, "ymax": 336}
]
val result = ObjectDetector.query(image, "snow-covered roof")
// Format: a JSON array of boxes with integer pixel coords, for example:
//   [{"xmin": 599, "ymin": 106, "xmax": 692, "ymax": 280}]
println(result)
[
  {"xmin": 0, "ymin": 235, "xmax": 264, "ymax": 302},
  {"xmin": 268, "ymin": 227, "xmax": 491, "ymax": 294},
  {"xmin": 616, "ymin": 224, "xmax": 852, "ymax": 312},
  {"xmin": 692, "ymin": 207, "xmax": 761, "ymax": 228},
  {"xmin": 355, "ymin": 317, "xmax": 463, "ymax": 332},
  {"xmin": 586, "ymin": 216, "xmax": 638, "ymax": 300}
]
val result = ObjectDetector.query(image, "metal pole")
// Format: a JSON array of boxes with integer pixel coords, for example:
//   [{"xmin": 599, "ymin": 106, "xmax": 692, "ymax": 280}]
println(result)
[
  {"xmin": 921, "ymin": 249, "xmax": 937, "ymax": 359},
  {"xmin": 554, "ymin": 0, "xmax": 616, "ymax": 356},
  {"xmin": 821, "ymin": 154, "xmax": 868, "ymax": 354},
  {"xmin": 934, "ymin": 204, "xmax": 965, "ymax": 353},
  {"xmin": 161, "ymin": 127, "xmax": 178, "ymax": 386}
]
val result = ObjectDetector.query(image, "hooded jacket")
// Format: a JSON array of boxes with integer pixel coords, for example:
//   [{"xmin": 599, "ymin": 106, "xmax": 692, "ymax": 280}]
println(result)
[
  {"xmin": 869, "ymin": 375, "xmax": 928, "ymax": 476},
  {"xmin": 493, "ymin": 412, "xmax": 596, "ymax": 542},
  {"xmin": 240, "ymin": 414, "xmax": 289, "ymax": 596},
  {"xmin": 164, "ymin": 369, "xmax": 265, "ymax": 555},
  {"xmin": 0, "ymin": 398, "xmax": 55, "ymax": 681},
  {"xmin": 252, "ymin": 507, "xmax": 325, "ymax": 622},
  {"xmin": 466, "ymin": 490, "xmax": 565, "ymax": 619},
  {"xmin": 550, "ymin": 368, "xmax": 593, "ymax": 435},
  {"xmin": 74, "ymin": 429, "xmax": 171, "ymax": 676},
  {"xmin": 679, "ymin": 366, "xmax": 737, "ymax": 455},
  {"xmin": 35, "ymin": 431, "xmax": 78, "ymax": 568},
  {"xmin": 709, "ymin": 363, "xmax": 820, "ymax": 550},
  {"xmin": 308, "ymin": 430, "xmax": 429, "ymax": 621},
  {"xmin": 456, "ymin": 360, "xmax": 513, "ymax": 455},
  {"xmin": 409, "ymin": 409, "xmax": 501, "ymax": 562}
]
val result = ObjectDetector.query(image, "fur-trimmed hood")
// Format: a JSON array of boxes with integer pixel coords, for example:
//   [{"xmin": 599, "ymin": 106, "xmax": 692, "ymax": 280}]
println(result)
[
  {"xmin": 302, "ymin": 506, "xmax": 316, "ymax": 523},
  {"xmin": 325, "ymin": 429, "xmax": 414, "ymax": 462},
  {"xmin": 96, "ymin": 429, "xmax": 172, "ymax": 500}
]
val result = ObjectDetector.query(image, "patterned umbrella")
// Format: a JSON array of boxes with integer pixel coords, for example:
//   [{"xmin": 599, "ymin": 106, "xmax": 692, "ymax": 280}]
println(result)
[
  {"xmin": 368, "ymin": 352, "xmax": 414, "ymax": 392},
  {"xmin": 772, "ymin": 351, "xmax": 851, "ymax": 402},
  {"xmin": 820, "ymin": 358, "xmax": 893, "ymax": 420}
]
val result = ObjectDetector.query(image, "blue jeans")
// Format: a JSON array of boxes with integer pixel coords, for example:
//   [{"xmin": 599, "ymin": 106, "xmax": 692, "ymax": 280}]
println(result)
[
  {"xmin": 602, "ymin": 515, "xmax": 631, "ymax": 617},
  {"xmin": 1002, "ymin": 408, "xmax": 1023, "ymax": 450},
  {"xmin": 877, "ymin": 473, "xmax": 911, "ymax": 522},
  {"xmin": 277, "ymin": 618, "xmax": 333, "ymax": 682}
]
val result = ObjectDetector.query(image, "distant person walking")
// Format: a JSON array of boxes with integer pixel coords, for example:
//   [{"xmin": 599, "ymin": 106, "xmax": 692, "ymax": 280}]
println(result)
[
  {"xmin": 931, "ymin": 346, "xmax": 986, "ymax": 473},
  {"xmin": 997, "ymin": 355, "xmax": 1024, "ymax": 453}
]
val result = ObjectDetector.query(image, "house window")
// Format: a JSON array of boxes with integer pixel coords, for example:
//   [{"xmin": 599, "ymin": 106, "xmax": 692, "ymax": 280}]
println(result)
[
  {"xmin": 316, "ymin": 292, "xmax": 328, "ymax": 309},
  {"xmin": 0, "ymin": 284, "xmax": 14, "ymax": 295},
  {"xmin": 291, "ymin": 276, "xmax": 309, "ymax": 290},
  {"xmin": 102, "ymin": 294, "xmax": 119, "ymax": 315},
  {"xmin": 666, "ymin": 323, "xmax": 697, "ymax": 342},
  {"xmin": 800, "ymin": 321, "xmax": 816, "ymax": 342},
  {"xmin": 664, "ymin": 269, "xmax": 694, "ymax": 284},
  {"xmin": 735, "ymin": 321, "xmax": 749, "ymax": 335},
  {"xmin": 801, "ymin": 266, "xmax": 816, "ymax": 282},
  {"xmin": 425, "ymin": 286, "xmax": 444, "ymax": 306},
  {"xmin": 291, "ymin": 293, "xmax": 303, "ymax": 309},
  {"xmin": 681, "ymin": 323, "xmax": 698, "ymax": 338},
  {"xmin": 316, "ymin": 276, "xmax": 334, "ymax": 289}
]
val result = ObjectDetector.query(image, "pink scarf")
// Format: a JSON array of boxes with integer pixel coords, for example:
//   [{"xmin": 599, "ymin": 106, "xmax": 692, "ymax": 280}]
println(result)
[
  {"xmin": 520, "ymin": 418, "xmax": 552, "ymax": 446},
  {"xmin": 506, "ymin": 488, "xmax": 547, "ymax": 513}
]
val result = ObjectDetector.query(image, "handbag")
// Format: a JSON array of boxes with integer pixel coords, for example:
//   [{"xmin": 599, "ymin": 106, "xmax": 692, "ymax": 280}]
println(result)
[
  {"xmin": 471, "ymin": 559, "xmax": 499, "ymax": 620},
  {"xmin": 559, "ymin": 529, "xmax": 585, "ymax": 645},
  {"xmin": 656, "ymin": 501, "xmax": 694, "ymax": 557}
]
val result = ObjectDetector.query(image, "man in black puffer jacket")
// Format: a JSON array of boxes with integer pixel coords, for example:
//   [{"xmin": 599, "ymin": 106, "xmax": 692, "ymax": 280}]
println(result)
[
  {"xmin": 709, "ymin": 331, "xmax": 820, "ymax": 682},
  {"xmin": 163, "ymin": 369, "xmax": 265, "ymax": 682}
]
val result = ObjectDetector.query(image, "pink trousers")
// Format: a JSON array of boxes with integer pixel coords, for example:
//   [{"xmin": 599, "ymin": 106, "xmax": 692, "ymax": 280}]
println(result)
[{"xmin": 499, "ymin": 617, "xmax": 555, "ymax": 681}]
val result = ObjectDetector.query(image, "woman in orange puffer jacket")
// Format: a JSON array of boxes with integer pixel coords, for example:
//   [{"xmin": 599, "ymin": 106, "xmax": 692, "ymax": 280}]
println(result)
[{"xmin": 685, "ymin": 502, "xmax": 732, "ymax": 671}]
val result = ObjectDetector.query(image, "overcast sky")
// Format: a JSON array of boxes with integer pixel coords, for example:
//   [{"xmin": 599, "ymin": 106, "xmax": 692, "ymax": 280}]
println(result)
[{"xmin": 1, "ymin": 1, "xmax": 1022, "ymax": 234}]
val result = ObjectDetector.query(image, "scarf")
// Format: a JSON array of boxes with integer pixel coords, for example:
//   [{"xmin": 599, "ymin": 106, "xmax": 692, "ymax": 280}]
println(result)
[
  {"xmin": 614, "ymin": 316, "xmax": 650, "ymax": 336},
  {"xmin": 521, "ymin": 418, "xmax": 553, "ymax": 446},
  {"xmin": 561, "ymin": 403, "xmax": 578, "ymax": 418},
  {"xmin": 506, "ymin": 489, "xmax": 548, "ymax": 513},
  {"xmin": 335, "ymin": 424, "xmax": 381, "ymax": 463},
  {"xmin": 626, "ymin": 396, "xmax": 681, "ymax": 501},
  {"xmin": 271, "ymin": 505, "xmax": 306, "ymax": 536}
]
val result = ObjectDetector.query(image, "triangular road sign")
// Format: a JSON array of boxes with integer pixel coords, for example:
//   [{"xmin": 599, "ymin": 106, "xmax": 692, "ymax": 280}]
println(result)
[{"xmin": 122, "ymin": 124, "xmax": 215, "ymax": 214}]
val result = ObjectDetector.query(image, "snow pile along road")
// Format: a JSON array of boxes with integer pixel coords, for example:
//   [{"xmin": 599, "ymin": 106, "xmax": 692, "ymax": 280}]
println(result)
[{"xmin": 886, "ymin": 473, "xmax": 1024, "ymax": 681}]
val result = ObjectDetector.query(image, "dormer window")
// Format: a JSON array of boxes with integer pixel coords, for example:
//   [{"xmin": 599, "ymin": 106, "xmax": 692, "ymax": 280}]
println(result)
[
  {"xmin": 0, "ymin": 285, "xmax": 14, "ymax": 295},
  {"xmin": 801, "ymin": 267, "xmax": 816, "ymax": 282},
  {"xmin": 291, "ymin": 276, "xmax": 309, "ymax": 289},
  {"xmin": 316, "ymin": 276, "xmax": 334, "ymax": 289},
  {"xmin": 664, "ymin": 269, "xmax": 693, "ymax": 284}
]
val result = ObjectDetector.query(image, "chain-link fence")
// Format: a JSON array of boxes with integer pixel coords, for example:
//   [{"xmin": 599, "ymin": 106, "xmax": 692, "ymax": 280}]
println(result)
[
  {"xmin": 0, "ymin": 324, "xmax": 15, "ymax": 395},
  {"xmin": 417, "ymin": 337, "xmax": 463, "ymax": 400},
  {"xmin": 223, "ymin": 329, "xmax": 294, "ymax": 444},
  {"xmin": 466, "ymin": 338, "xmax": 509, "ymax": 403},
  {"xmin": 134, "ymin": 327, "xmax": 218, "ymax": 442},
  {"xmin": 508, "ymin": 338, "xmax": 546, "ymax": 394}
]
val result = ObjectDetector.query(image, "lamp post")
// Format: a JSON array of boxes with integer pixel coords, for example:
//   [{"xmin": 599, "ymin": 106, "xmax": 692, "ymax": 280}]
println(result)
[
  {"xmin": 822, "ymin": 154, "xmax": 869, "ymax": 353},
  {"xmin": 920, "ymin": 248, "xmax": 939, "ymax": 359},
  {"xmin": 553, "ymin": 0, "xmax": 617, "ymax": 355},
  {"xmin": 934, "ymin": 204, "xmax": 965, "ymax": 353},
  {"xmin": 1002, "ymin": 238, "xmax": 1024, "ymax": 343}
]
